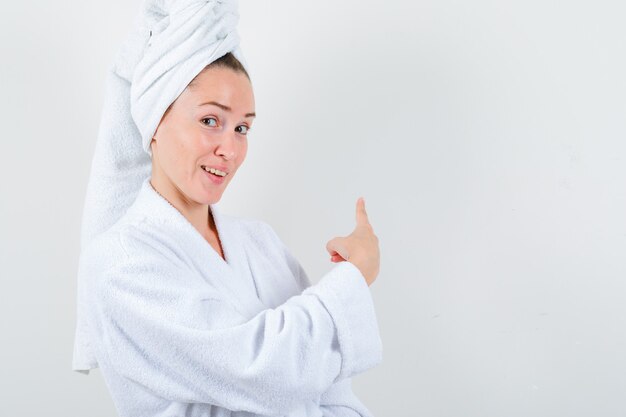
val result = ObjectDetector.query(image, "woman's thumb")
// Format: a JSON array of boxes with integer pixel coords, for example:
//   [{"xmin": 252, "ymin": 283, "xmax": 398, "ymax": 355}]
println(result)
[{"xmin": 355, "ymin": 197, "xmax": 370, "ymax": 229}]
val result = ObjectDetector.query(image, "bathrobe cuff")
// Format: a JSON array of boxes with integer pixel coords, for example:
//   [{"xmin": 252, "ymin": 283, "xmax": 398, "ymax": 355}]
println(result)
[{"xmin": 303, "ymin": 261, "xmax": 383, "ymax": 381}]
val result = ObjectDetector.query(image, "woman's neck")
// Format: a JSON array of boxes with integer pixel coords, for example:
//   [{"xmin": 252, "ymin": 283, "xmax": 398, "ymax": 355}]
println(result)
[{"xmin": 149, "ymin": 174, "xmax": 215, "ymax": 242}]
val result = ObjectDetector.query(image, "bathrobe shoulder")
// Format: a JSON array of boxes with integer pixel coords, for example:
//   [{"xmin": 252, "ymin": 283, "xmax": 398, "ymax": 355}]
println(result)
[{"xmin": 80, "ymin": 178, "xmax": 382, "ymax": 417}]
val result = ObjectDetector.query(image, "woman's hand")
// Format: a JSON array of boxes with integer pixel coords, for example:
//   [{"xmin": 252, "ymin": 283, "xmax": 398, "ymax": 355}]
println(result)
[{"xmin": 326, "ymin": 197, "xmax": 380, "ymax": 286}]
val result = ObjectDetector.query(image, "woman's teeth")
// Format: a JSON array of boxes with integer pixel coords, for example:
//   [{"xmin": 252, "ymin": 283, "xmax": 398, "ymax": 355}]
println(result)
[{"xmin": 202, "ymin": 166, "xmax": 227, "ymax": 177}]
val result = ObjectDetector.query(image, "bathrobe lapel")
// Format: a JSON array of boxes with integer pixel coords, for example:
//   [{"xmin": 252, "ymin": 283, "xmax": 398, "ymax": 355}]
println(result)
[
  {"xmin": 133, "ymin": 178, "xmax": 268, "ymax": 319},
  {"xmin": 198, "ymin": 204, "xmax": 302, "ymax": 314},
  {"xmin": 204, "ymin": 204, "xmax": 269, "ymax": 317}
]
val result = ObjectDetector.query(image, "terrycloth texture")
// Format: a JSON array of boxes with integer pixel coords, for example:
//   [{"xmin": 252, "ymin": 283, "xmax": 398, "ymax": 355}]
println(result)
[
  {"xmin": 73, "ymin": 0, "xmax": 249, "ymax": 372},
  {"xmin": 79, "ymin": 177, "xmax": 383, "ymax": 416}
]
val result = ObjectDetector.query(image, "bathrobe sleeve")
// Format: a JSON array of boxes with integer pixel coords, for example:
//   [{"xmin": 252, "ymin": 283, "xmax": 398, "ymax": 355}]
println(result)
[
  {"xmin": 266, "ymin": 227, "xmax": 376, "ymax": 417},
  {"xmin": 319, "ymin": 378, "xmax": 374, "ymax": 417},
  {"xmin": 87, "ymin": 228, "xmax": 383, "ymax": 416}
]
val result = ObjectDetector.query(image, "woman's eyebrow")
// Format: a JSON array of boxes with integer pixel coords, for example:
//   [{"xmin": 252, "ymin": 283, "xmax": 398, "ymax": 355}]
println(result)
[{"xmin": 198, "ymin": 100, "xmax": 256, "ymax": 118}]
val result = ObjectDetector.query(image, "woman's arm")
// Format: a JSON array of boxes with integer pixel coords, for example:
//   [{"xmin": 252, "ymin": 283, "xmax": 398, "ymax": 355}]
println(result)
[
  {"xmin": 84, "ymin": 232, "xmax": 382, "ymax": 416},
  {"xmin": 265, "ymin": 223, "xmax": 378, "ymax": 416}
]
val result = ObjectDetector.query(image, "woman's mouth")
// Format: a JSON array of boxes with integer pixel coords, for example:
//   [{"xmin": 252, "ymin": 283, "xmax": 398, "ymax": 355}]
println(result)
[{"xmin": 201, "ymin": 165, "xmax": 227, "ymax": 184}]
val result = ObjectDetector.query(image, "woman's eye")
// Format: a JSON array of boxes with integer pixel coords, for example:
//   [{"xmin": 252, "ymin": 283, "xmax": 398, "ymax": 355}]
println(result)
[
  {"xmin": 202, "ymin": 117, "xmax": 217, "ymax": 127},
  {"xmin": 235, "ymin": 125, "xmax": 249, "ymax": 135}
]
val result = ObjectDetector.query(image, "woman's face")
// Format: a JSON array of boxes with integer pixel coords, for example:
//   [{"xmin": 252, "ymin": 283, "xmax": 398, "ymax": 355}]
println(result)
[{"xmin": 150, "ymin": 66, "xmax": 255, "ymax": 206}]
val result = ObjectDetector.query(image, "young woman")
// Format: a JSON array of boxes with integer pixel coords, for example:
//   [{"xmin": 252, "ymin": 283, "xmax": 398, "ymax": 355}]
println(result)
[{"xmin": 73, "ymin": 2, "xmax": 383, "ymax": 416}]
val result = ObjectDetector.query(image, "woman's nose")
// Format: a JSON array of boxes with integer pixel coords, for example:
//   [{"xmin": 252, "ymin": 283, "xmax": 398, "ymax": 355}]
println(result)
[{"xmin": 215, "ymin": 131, "xmax": 236, "ymax": 160}]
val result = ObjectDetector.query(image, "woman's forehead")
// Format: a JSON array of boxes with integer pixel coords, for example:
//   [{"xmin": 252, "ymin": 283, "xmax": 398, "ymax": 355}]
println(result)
[{"xmin": 181, "ymin": 71, "xmax": 254, "ymax": 112}]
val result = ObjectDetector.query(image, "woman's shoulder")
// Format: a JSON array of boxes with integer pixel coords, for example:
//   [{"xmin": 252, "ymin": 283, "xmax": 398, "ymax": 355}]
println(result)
[
  {"xmin": 79, "ymin": 219, "xmax": 195, "ymax": 305},
  {"xmin": 79, "ymin": 216, "xmax": 175, "ymax": 274}
]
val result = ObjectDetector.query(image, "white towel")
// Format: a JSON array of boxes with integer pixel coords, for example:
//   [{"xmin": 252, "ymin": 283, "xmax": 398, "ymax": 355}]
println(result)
[{"xmin": 73, "ymin": 0, "xmax": 249, "ymax": 373}]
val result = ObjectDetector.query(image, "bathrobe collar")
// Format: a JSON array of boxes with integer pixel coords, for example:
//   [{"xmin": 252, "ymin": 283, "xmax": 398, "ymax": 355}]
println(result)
[{"xmin": 125, "ymin": 177, "xmax": 268, "ymax": 318}]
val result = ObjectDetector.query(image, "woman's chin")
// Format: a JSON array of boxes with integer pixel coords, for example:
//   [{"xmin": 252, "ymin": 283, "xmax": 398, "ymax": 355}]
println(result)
[
  {"xmin": 194, "ymin": 187, "xmax": 224, "ymax": 205},
  {"xmin": 196, "ymin": 170, "xmax": 235, "ymax": 203}
]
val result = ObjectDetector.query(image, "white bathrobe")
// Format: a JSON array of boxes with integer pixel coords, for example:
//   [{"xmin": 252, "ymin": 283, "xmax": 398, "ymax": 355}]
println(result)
[{"xmin": 78, "ymin": 177, "xmax": 383, "ymax": 417}]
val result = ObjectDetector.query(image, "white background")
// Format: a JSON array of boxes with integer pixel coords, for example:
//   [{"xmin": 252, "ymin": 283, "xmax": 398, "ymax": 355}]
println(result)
[{"xmin": 1, "ymin": 0, "xmax": 625, "ymax": 416}]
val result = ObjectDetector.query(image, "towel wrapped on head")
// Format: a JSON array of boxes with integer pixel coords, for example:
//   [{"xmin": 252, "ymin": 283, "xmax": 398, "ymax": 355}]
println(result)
[{"xmin": 72, "ymin": 0, "xmax": 250, "ymax": 373}]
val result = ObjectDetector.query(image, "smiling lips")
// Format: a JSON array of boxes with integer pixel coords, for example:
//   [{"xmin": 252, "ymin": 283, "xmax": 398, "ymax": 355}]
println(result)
[
  {"xmin": 201, "ymin": 165, "xmax": 229, "ymax": 185},
  {"xmin": 201, "ymin": 165, "xmax": 228, "ymax": 177}
]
